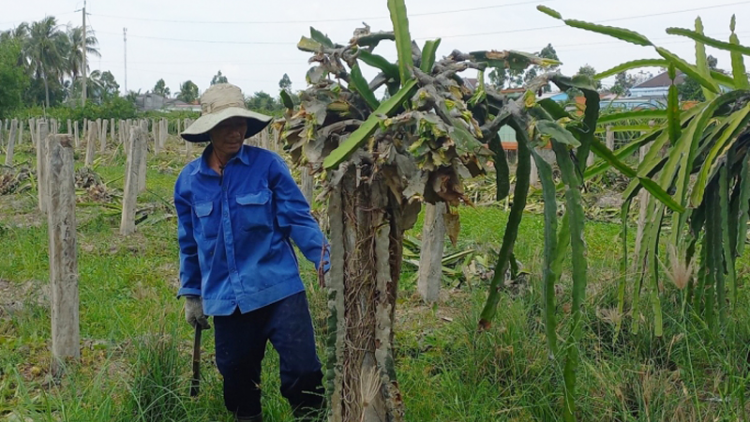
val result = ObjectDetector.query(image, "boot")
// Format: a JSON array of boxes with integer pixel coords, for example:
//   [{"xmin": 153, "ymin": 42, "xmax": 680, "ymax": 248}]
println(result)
[{"xmin": 235, "ymin": 413, "xmax": 262, "ymax": 422}]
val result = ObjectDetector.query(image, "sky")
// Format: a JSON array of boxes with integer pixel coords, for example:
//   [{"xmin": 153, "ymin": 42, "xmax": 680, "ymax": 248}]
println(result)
[{"xmin": 2, "ymin": 0, "xmax": 750, "ymax": 99}]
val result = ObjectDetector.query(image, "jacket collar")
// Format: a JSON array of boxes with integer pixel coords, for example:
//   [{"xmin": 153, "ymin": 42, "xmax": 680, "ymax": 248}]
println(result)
[{"xmin": 191, "ymin": 143, "xmax": 251, "ymax": 176}]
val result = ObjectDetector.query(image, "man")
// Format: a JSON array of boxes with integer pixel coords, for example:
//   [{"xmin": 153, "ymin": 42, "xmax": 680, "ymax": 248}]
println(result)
[{"xmin": 175, "ymin": 83, "xmax": 329, "ymax": 422}]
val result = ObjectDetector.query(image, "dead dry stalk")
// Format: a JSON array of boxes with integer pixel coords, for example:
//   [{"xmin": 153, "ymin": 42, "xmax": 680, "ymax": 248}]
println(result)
[{"xmin": 360, "ymin": 365, "xmax": 382, "ymax": 422}]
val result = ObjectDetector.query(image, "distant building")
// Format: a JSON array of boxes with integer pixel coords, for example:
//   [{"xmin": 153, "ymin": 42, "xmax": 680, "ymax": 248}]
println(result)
[
  {"xmin": 628, "ymin": 71, "xmax": 687, "ymax": 99},
  {"xmin": 165, "ymin": 98, "xmax": 201, "ymax": 112},
  {"xmin": 464, "ymin": 78, "xmax": 478, "ymax": 90},
  {"xmin": 134, "ymin": 93, "xmax": 166, "ymax": 111},
  {"xmin": 599, "ymin": 95, "xmax": 664, "ymax": 111},
  {"xmin": 134, "ymin": 93, "xmax": 201, "ymax": 112},
  {"xmin": 538, "ymin": 91, "xmax": 569, "ymax": 102}
]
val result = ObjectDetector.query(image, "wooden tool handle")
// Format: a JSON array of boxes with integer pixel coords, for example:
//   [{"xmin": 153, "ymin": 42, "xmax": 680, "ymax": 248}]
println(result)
[{"xmin": 189, "ymin": 325, "xmax": 202, "ymax": 397}]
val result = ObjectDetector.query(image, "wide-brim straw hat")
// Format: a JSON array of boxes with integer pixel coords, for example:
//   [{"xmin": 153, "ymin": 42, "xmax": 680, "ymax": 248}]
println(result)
[{"xmin": 181, "ymin": 83, "xmax": 272, "ymax": 143}]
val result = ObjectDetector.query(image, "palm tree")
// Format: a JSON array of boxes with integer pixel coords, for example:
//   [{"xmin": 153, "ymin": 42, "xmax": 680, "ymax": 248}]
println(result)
[
  {"xmin": 153, "ymin": 78, "xmax": 170, "ymax": 98},
  {"xmin": 64, "ymin": 25, "xmax": 100, "ymax": 85},
  {"xmin": 177, "ymin": 80, "xmax": 199, "ymax": 103},
  {"xmin": 83, "ymin": 70, "xmax": 103, "ymax": 99},
  {"xmin": 0, "ymin": 23, "xmax": 29, "ymax": 67},
  {"xmin": 54, "ymin": 30, "xmax": 71, "ymax": 87},
  {"xmin": 25, "ymin": 16, "xmax": 66, "ymax": 108},
  {"xmin": 0, "ymin": 23, "xmax": 29, "ymax": 44}
]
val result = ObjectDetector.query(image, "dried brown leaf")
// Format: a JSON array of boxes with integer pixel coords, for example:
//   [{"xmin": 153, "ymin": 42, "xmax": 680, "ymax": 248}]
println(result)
[{"xmin": 444, "ymin": 209, "xmax": 460, "ymax": 247}]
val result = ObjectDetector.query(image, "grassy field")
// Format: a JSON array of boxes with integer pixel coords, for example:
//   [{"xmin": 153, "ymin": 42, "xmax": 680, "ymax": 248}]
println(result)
[{"xmin": 2, "ymin": 137, "xmax": 750, "ymax": 421}]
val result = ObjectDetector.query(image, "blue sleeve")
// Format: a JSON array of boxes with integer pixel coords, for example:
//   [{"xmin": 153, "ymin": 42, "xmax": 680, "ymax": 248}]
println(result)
[
  {"xmin": 175, "ymin": 177, "xmax": 202, "ymax": 297},
  {"xmin": 269, "ymin": 155, "xmax": 330, "ymax": 271}
]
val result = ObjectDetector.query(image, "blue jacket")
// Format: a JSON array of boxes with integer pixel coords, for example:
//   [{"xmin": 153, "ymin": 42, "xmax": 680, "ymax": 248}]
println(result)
[{"xmin": 175, "ymin": 144, "xmax": 329, "ymax": 316}]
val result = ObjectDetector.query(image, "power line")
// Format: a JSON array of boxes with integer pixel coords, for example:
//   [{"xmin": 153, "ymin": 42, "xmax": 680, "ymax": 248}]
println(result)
[
  {"xmin": 0, "ymin": 11, "xmax": 76, "ymax": 26},
  {"xmin": 94, "ymin": 0, "xmax": 750, "ymax": 47},
  {"xmin": 513, "ymin": 30, "xmax": 750, "ymax": 52},
  {"xmin": 416, "ymin": 0, "xmax": 750, "ymax": 39},
  {"xmin": 127, "ymin": 66, "xmax": 280, "ymax": 84},
  {"xmin": 96, "ymin": 30, "xmax": 291, "ymax": 45},
  {"xmin": 87, "ymin": 0, "xmax": 551, "ymax": 25},
  {"xmin": 91, "ymin": 37, "xmax": 702, "ymax": 66},
  {"xmin": 95, "ymin": 27, "xmax": 750, "ymax": 66},
  {"xmin": 95, "ymin": 33, "xmax": 746, "ymax": 70},
  {"xmin": 98, "ymin": 59, "xmax": 302, "ymax": 65}
]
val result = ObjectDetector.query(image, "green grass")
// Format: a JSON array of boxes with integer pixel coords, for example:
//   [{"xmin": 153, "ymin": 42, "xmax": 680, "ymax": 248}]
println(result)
[{"xmin": 2, "ymin": 138, "xmax": 750, "ymax": 421}]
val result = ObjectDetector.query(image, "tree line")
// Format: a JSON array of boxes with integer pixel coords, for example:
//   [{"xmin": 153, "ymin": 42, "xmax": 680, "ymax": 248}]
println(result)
[
  {"xmin": 146, "ymin": 71, "xmax": 297, "ymax": 116},
  {"xmin": 0, "ymin": 17, "xmax": 115, "ymax": 109},
  {"xmin": 0, "ymin": 15, "xmax": 299, "ymax": 120},
  {"xmin": 2, "ymin": 15, "xmax": 701, "ymax": 122}
]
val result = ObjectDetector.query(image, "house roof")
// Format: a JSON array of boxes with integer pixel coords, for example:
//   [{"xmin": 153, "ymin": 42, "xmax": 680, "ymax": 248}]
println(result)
[
  {"xmin": 464, "ymin": 78, "xmax": 478, "ymax": 90},
  {"xmin": 537, "ymin": 91, "xmax": 568, "ymax": 101},
  {"xmin": 632, "ymin": 71, "xmax": 686, "ymax": 89},
  {"xmin": 136, "ymin": 92, "xmax": 165, "ymax": 101},
  {"xmin": 165, "ymin": 98, "xmax": 189, "ymax": 106}
]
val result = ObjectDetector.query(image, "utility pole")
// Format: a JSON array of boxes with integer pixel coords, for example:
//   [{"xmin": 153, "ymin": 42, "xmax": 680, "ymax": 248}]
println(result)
[
  {"xmin": 81, "ymin": 0, "xmax": 87, "ymax": 107},
  {"xmin": 123, "ymin": 28, "xmax": 128, "ymax": 93}
]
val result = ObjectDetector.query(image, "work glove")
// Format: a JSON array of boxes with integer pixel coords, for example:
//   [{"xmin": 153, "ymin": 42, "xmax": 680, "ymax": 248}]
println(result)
[{"xmin": 185, "ymin": 296, "xmax": 210, "ymax": 330}]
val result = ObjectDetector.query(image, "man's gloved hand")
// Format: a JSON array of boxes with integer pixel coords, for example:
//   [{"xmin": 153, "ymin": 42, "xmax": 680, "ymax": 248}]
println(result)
[{"xmin": 185, "ymin": 296, "xmax": 210, "ymax": 330}]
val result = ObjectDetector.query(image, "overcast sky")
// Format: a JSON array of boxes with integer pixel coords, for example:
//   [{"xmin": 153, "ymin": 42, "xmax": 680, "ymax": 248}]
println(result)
[{"xmin": 3, "ymin": 0, "xmax": 749, "ymax": 99}]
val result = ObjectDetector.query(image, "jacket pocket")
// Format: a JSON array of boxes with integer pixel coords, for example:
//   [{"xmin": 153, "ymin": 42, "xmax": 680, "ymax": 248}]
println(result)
[
  {"xmin": 194, "ymin": 201, "xmax": 219, "ymax": 239},
  {"xmin": 236, "ymin": 190, "xmax": 272, "ymax": 231}
]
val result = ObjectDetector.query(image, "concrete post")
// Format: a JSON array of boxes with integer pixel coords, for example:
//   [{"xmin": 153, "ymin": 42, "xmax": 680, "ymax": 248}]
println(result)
[
  {"xmin": 301, "ymin": 166, "xmax": 314, "ymax": 205},
  {"xmin": 261, "ymin": 129, "xmax": 269, "ymax": 150},
  {"xmin": 121, "ymin": 128, "xmax": 145, "ymax": 235},
  {"xmin": 73, "ymin": 122, "xmax": 79, "ymax": 149},
  {"xmin": 85, "ymin": 121, "xmax": 96, "ymax": 167},
  {"xmin": 417, "ymin": 202, "xmax": 447, "ymax": 303},
  {"xmin": 161, "ymin": 119, "xmax": 168, "ymax": 148},
  {"xmin": 272, "ymin": 128, "xmax": 280, "ymax": 152},
  {"xmin": 606, "ymin": 126, "xmax": 615, "ymax": 150},
  {"xmin": 121, "ymin": 120, "xmax": 128, "ymax": 149},
  {"xmin": 5, "ymin": 119, "xmax": 18, "ymax": 166},
  {"xmin": 155, "ymin": 119, "xmax": 164, "ymax": 154},
  {"xmin": 151, "ymin": 119, "xmax": 156, "ymax": 145},
  {"xmin": 28, "ymin": 119, "xmax": 36, "ymax": 147},
  {"xmin": 156, "ymin": 118, "xmax": 162, "ymax": 150},
  {"xmin": 37, "ymin": 120, "xmax": 49, "ymax": 213},
  {"xmin": 99, "ymin": 119, "xmax": 108, "ymax": 153},
  {"xmin": 17, "ymin": 119, "xmax": 23, "ymax": 146},
  {"xmin": 139, "ymin": 120, "xmax": 147, "ymax": 192},
  {"xmin": 118, "ymin": 120, "xmax": 123, "ymax": 145},
  {"xmin": 124, "ymin": 120, "xmax": 132, "ymax": 154},
  {"xmin": 45, "ymin": 134, "xmax": 80, "ymax": 376}
]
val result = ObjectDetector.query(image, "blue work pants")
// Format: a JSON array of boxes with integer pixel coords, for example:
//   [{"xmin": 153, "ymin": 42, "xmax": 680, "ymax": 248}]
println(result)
[{"xmin": 213, "ymin": 291, "xmax": 324, "ymax": 418}]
